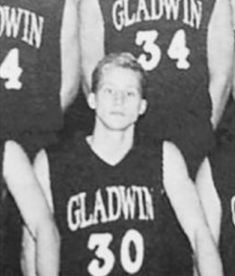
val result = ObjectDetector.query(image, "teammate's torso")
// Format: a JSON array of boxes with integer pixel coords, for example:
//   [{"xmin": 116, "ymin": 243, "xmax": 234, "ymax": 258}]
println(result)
[
  {"xmin": 48, "ymin": 133, "xmax": 192, "ymax": 276},
  {"xmin": 99, "ymin": 0, "xmax": 215, "ymax": 111},
  {"xmin": 0, "ymin": 0, "xmax": 64, "ymax": 134}
]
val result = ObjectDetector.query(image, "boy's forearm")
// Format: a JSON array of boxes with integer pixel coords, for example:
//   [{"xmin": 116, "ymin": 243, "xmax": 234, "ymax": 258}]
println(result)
[
  {"xmin": 194, "ymin": 227, "xmax": 223, "ymax": 276},
  {"xmin": 36, "ymin": 218, "xmax": 60, "ymax": 276}
]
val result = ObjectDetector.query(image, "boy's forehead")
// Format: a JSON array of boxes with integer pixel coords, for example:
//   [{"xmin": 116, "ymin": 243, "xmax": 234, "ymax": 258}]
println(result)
[
  {"xmin": 99, "ymin": 69, "xmax": 141, "ymax": 90},
  {"xmin": 97, "ymin": 65, "xmax": 144, "ymax": 96},
  {"xmin": 101, "ymin": 64, "xmax": 141, "ymax": 80}
]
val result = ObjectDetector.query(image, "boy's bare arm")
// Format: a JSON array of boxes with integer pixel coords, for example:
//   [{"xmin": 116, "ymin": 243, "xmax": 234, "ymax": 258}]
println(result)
[
  {"xmin": 80, "ymin": 0, "xmax": 105, "ymax": 97},
  {"xmin": 3, "ymin": 140, "xmax": 60, "ymax": 276},
  {"xmin": 163, "ymin": 141, "xmax": 223, "ymax": 276},
  {"xmin": 196, "ymin": 158, "xmax": 222, "ymax": 244},
  {"xmin": 60, "ymin": 0, "xmax": 81, "ymax": 111},
  {"xmin": 208, "ymin": 0, "xmax": 234, "ymax": 128}
]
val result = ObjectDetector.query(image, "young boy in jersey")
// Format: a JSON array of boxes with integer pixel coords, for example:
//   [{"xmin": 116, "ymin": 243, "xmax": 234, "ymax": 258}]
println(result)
[
  {"xmin": 0, "ymin": 0, "xmax": 80, "ymax": 274},
  {"xmin": 30, "ymin": 52, "xmax": 223, "ymax": 276},
  {"xmin": 79, "ymin": 5, "xmax": 234, "ymax": 271},
  {"xmin": 0, "ymin": 141, "xmax": 60, "ymax": 276}
]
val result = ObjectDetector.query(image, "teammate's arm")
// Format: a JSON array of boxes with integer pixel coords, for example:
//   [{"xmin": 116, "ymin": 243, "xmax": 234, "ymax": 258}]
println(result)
[
  {"xmin": 231, "ymin": 0, "xmax": 235, "ymax": 30},
  {"xmin": 2, "ymin": 141, "xmax": 60, "ymax": 276},
  {"xmin": 195, "ymin": 158, "xmax": 222, "ymax": 244},
  {"xmin": 21, "ymin": 149, "xmax": 55, "ymax": 276},
  {"xmin": 163, "ymin": 141, "xmax": 223, "ymax": 276},
  {"xmin": 208, "ymin": 0, "xmax": 234, "ymax": 128},
  {"xmin": 79, "ymin": 0, "xmax": 105, "ymax": 97},
  {"xmin": 60, "ymin": 0, "xmax": 81, "ymax": 111},
  {"xmin": 230, "ymin": 0, "xmax": 235, "ymax": 102},
  {"xmin": 34, "ymin": 149, "xmax": 54, "ymax": 211}
]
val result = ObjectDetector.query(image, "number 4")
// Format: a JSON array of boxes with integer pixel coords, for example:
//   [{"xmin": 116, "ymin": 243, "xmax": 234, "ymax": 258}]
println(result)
[
  {"xmin": 0, "ymin": 48, "xmax": 23, "ymax": 90},
  {"xmin": 167, "ymin": 30, "xmax": 190, "ymax": 70}
]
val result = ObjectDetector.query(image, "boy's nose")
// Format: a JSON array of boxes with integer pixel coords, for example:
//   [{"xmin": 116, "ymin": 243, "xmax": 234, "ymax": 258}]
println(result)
[{"xmin": 113, "ymin": 90, "xmax": 125, "ymax": 105}]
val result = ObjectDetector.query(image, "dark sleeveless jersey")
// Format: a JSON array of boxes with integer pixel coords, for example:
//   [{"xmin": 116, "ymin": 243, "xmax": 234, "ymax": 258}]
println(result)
[
  {"xmin": 98, "ymin": 0, "xmax": 216, "ymax": 178},
  {"xmin": 210, "ymin": 142, "xmax": 235, "ymax": 276},
  {"xmin": 99, "ymin": 0, "xmax": 214, "ymax": 114},
  {"xmin": 0, "ymin": 2, "xmax": 64, "ymax": 274},
  {"xmin": 0, "ymin": 0, "xmax": 64, "ymax": 136},
  {"xmin": 48, "ymin": 133, "xmax": 193, "ymax": 276}
]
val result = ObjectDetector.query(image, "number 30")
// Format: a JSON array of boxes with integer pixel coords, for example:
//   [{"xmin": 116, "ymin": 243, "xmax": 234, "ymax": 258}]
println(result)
[{"xmin": 87, "ymin": 229, "xmax": 144, "ymax": 276}]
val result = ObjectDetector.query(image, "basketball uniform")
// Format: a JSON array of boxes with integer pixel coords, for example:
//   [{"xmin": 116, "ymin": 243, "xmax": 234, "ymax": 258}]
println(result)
[
  {"xmin": 47, "ymin": 132, "xmax": 193, "ymax": 276},
  {"xmin": 0, "ymin": 0, "xmax": 64, "ymax": 140},
  {"xmin": 98, "ymin": 0, "xmax": 216, "ymax": 179},
  {"xmin": 210, "ymin": 116, "xmax": 235, "ymax": 276},
  {"xmin": 0, "ymin": 1, "xmax": 65, "ymax": 274}
]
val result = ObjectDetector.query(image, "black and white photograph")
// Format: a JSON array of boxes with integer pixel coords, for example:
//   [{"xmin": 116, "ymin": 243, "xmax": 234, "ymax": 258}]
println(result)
[{"xmin": 0, "ymin": 0, "xmax": 234, "ymax": 275}]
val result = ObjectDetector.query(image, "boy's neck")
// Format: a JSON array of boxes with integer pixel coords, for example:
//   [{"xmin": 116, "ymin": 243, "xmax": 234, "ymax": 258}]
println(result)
[{"xmin": 87, "ymin": 122, "xmax": 134, "ymax": 166}]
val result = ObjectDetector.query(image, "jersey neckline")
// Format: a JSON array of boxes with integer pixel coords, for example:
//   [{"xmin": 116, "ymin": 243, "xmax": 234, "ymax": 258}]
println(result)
[{"xmin": 84, "ymin": 135, "xmax": 135, "ymax": 169}]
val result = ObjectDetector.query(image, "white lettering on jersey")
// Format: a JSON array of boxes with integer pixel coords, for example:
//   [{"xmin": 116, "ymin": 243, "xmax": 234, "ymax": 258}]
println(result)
[
  {"xmin": 67, "ymin": 185, "xmax": 155, "ymax": 231},
  {"xmin": 93, "ymin": 189, "xmax": 109, "ymax": 224},
  {"xmin": 119, "ymin": 186, "xmax": 137, "ymax": 220},
  {"xmin": 112, "ymin": 0, "xmax": 202, "ymax": 31},
  {"xmin": 0, "ymin": 5, "xmax": 44, "ymax": 48},
  {"xmin": 67, "ymin": 192, "xmax": 93, "ymax": 231}
]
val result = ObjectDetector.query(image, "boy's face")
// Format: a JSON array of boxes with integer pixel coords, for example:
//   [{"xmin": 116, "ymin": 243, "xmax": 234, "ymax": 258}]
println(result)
[{"xmin": 88, "ymin": 65, "xmax": 147, "ymax": 131}]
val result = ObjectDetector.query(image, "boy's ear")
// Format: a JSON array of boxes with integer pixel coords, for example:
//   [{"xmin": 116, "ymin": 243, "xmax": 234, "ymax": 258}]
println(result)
[
  {"xmin": 87, "ymin": 92, "xmax": 96, "ymax": 110},
  {"xmin": 139, "ymin": 99, "xmax": 147, "ymax": 115}
]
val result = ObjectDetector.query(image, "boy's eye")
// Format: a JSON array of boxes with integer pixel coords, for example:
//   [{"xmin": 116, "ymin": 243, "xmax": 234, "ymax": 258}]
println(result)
[
  {"xmin": 104, "ymin": 87, "xmax": 113, "ymax": 94},
  {"xmin": 127, "ymin": 90, "xmax": 137, "ymax": 97}
]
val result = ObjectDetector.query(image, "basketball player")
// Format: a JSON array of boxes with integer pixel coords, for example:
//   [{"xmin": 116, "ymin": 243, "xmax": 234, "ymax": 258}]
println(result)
[
  {"xmin": 196, "ymin": 5, "xmax": 235, "ymax": 273},
  {"xmin": 0, "ymin": 0, "xmax": 80, "ymax": 274},
  {"xmin": 0, "ymin": 141, "xmax": 60, "ymax": 276},
  {"xmin": 80, "ymin": 0, "xmax": 234, "ymax": 179},
  {"xmin": 33, "ymin": 53, "xmax": 223, "ymax": 276}
]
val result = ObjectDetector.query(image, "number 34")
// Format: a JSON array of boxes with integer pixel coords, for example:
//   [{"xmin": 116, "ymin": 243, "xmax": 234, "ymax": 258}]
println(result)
[
  {"xmin": 135, "ymin": 29, "xmax": 190, "ymax": 71},
  {"xmin": 87, "ymin": 229, "xmax": 144, "ymax": 276}
]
